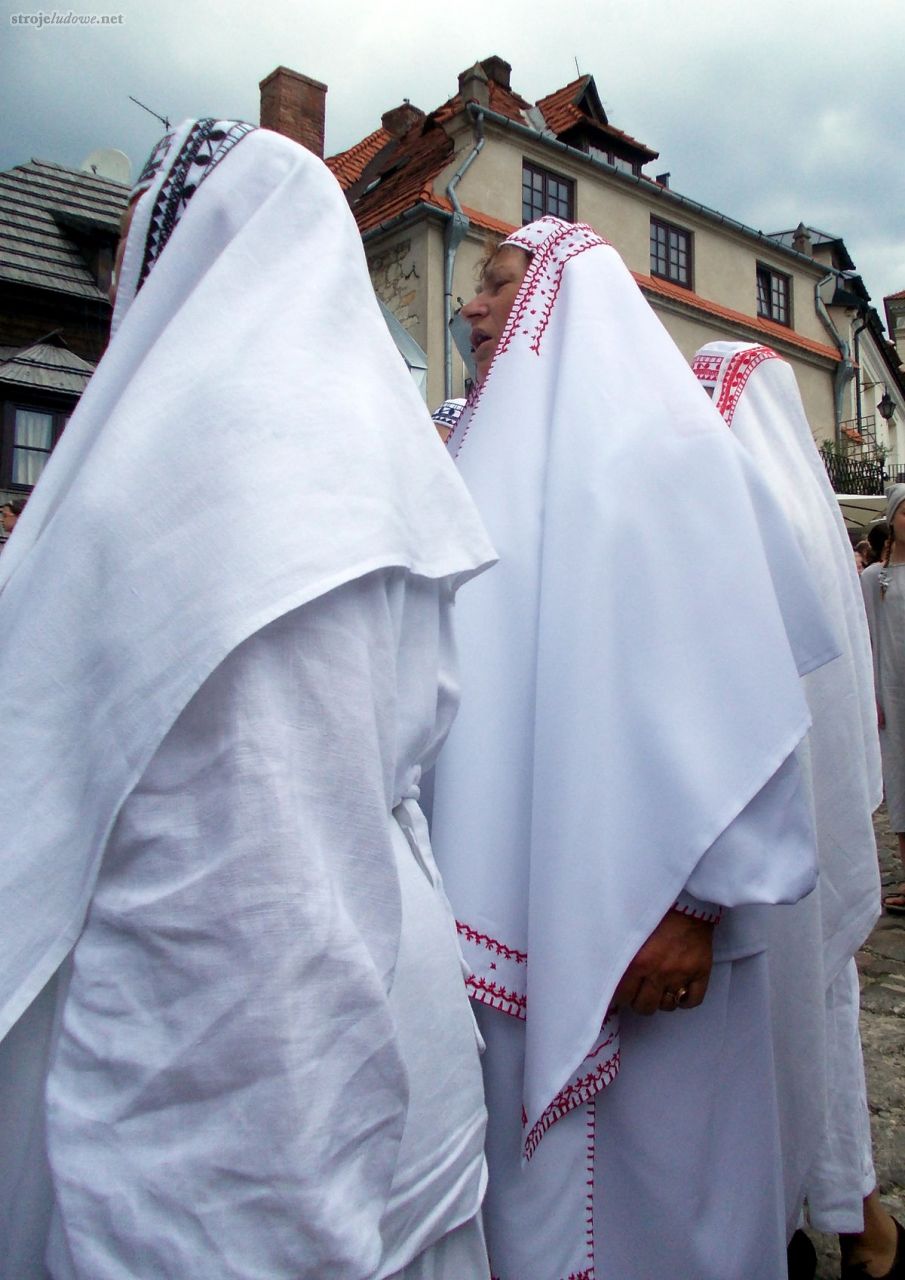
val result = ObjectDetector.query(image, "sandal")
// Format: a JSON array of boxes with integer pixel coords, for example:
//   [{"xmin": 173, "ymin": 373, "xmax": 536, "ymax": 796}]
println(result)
[{"xmin": 883, "ymin": 893, "xmax": 905, "ymax": 916}]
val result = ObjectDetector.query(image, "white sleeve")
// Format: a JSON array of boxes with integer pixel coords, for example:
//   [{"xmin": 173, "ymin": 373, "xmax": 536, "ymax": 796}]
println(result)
[{"xmin": 683, "ymin": 751, "xmax": 818, "ymax": 909}]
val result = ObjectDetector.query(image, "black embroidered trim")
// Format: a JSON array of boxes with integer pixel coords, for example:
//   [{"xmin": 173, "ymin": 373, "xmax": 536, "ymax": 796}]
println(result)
[{"xmin": 136, "ymin": 118, "xmax": 255, "ymax": 294}]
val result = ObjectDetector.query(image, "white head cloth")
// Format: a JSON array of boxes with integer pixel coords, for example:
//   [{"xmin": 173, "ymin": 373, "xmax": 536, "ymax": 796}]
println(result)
[
  {"xmin": 0, "ymin": 120, "xmax": 495, "ymax": 1038},
  {"xmin": 693, "ymin": 340, "xmax": 881, "ymax": 972},
  {"xmin": 433, "ymin": 217, "xmax": 837, "ymax": 1156},
  {"xmin": 886, "ymin": 481, "xmax": 905, "ymax": 525}
]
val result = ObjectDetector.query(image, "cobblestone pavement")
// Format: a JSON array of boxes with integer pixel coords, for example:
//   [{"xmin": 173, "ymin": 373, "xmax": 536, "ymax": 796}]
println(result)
[{"xmin": 809, "ymin": 805, "xmax": 905, "ymax": 1278}]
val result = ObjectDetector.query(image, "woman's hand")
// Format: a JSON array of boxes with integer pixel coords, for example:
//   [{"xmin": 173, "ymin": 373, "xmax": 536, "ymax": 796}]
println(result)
[{"xmin": 612, "ymin": 909, "xmax": 714, "ymax": 1016}]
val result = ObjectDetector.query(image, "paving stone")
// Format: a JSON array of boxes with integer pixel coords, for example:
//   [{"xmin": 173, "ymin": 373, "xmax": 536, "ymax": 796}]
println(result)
[{"xmin": 807, "ymin": 806, "xmax": 905, "ymax": 1273}]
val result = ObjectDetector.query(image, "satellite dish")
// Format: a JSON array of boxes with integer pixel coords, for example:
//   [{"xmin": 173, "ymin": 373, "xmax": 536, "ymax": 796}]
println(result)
[{"xmin": 80, "ymin": 148, "xmax": 132, "ymax": 185}]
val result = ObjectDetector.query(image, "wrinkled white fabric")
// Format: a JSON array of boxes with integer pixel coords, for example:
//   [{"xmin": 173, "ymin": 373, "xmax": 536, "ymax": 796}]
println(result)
[
  {"xmin": 694, "ymin": 341, "xmax": 881, "ymax": 1233},
  {"xmin": 437, "ymin": 218, "xmax": 832, "ymax": 1149},
  {"xmin": 432, "ymin": 217, "xmax": 837, "ymax": 1278},
  {"xmin": 0, "ymin": 123, "xmax": 494, "ymax": 1045},
  {"xmin": 862, "ymin": 562, "xmax": 905, "ymax": 830},
  {"xmin": 0, "ymin": 121, "xmax": 495, "ymax": 1279},
  {"xmin": 30, "ymin": 574, "xmax": 489, "ymax": 1279}
]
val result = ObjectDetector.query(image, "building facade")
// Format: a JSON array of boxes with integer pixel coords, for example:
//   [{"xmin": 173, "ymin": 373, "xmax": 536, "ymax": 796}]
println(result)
[
  {"xmin": 259, "ymin": 58, "xmax": 904, "ymax": 497},
  {"xmin": 0, "ymin": 158, "xmax": 128, "ymax": 517}
]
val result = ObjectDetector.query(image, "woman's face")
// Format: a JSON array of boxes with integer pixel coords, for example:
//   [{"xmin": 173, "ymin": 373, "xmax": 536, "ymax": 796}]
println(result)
[
  {"xmin": 893, "ymin": 503, "xmax": 905, "ymax": 544},
  {"xmin": 1, "ymin": 506, "xmax": 16, "ymax": 534},
  {"xmin": 460, "ymin": 246, "xmax": 530, "ymax": 383}
]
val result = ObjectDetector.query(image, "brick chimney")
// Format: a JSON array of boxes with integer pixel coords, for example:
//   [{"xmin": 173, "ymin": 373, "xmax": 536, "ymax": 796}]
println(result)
[
  {"xmin": 381, "ymin": 101, "xmax": 425, "ymax": 139},
  {"xmin": 480, "ymin": 56, "xmax": 511, "ymax": 91},
  {"xmin": 457, "ymin": 61, "xmax": 490, "ymax": 108},
  {"xmin": 259, "ymin": 66, "xmax": 327, "ymax": 158}
]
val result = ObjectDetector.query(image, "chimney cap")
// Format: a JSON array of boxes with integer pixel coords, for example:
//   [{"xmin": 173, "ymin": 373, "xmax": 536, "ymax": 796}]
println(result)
[
  {"xmin": 381, "ymin": 101, "xmax": 425, "ymax": 138},
  {"xmin": 480, "ymin": 55, "xmax": 511, "ymax": 90},
  {"xmin": 259, "ymin": 65, "xmax": 327, "ymax": 93},
  {"xmin": 457, "ymin": 61, "xmax": 490, "ymax": 107}
]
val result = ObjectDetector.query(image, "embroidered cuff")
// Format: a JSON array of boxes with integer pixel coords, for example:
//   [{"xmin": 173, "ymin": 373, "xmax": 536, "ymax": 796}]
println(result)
[{"xmin": 673, "ymin": 889, "xmax": 723, "ymax": 924}]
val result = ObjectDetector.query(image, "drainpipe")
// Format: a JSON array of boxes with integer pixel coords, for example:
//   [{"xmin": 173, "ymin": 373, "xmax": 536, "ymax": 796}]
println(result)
[
  {"xmin": 443, "ymin": 106, "xmax": 484, "ymax": 399},
  {"xmin": 814, "ymin": 272, "xmax": 853, "ymax": 449},
  {"xmin": 852, "ymin": 315, "xmax": 870, "ymax": 429}
]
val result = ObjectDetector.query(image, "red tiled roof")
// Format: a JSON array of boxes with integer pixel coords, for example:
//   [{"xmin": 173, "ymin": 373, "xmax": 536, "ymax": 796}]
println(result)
[
  {"xmin": 887, "ymin": 289, "xmax": 905, "ymax": 301},
  {"xmin": 536, "ymin": 77, "xmax": 657, "ymax": 160},
  {"xmin": 353, "ymin": 124, "xmax": 454, "ymax": 233},
  {"xmin": 535, "ymin": 76, "xmax": 589, "ymax": 133},
  {"xmin": 433, "ymin": 79, "xmax": 533, "ymax": 128},
  {"xmin": 635, "ymin": 270, "xmax": 841, "ymax": 362},
  {"xmin": 326, "ymin": 126, "xmax": 390, "ymax": 186}
]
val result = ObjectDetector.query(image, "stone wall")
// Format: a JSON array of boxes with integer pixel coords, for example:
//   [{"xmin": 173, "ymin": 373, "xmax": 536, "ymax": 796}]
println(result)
[{"xmin": 367, "ymin": 239, "xmax": 421, "ymax": 333}]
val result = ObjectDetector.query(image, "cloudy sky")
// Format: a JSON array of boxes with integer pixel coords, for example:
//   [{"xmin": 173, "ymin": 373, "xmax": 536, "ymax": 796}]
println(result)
[{"xmin": 2, "ymin": 0, "xmax": 903, "ymax": 315}]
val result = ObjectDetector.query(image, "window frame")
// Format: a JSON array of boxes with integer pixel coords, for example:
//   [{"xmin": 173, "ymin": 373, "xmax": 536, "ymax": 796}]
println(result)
[
  {"xmin": 1, "ymin": 397, "xmax": 70, "ymax": 491},
  {"xmin": 521, "ymin": 160, "xmax": 575, "ymax": 225},
  {"xmin": 756, "ymin": 263, "xmax": 792, "ymax": 327},
  {"xmin": 649, "ymin": 216, "xmax": 694, "ymax": 289}
]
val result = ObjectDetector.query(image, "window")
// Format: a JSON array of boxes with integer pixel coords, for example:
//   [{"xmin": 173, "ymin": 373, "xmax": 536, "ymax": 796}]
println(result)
[
  {"xmin": 649, "ymin": 217, "xmax": 693, "ymax": 288},
  {"xmin": 586, "ymin": 144, "xmax": 640, "ymax": 176},
  {"xmin": 2, "ymin": 403, "xmax": 68, "ymax": 489},
  {"xmin": 756, "ymin": 264, "xmax": 791, "ymax": 326},
  {"xmin": 522, "ymin": 161, "xmax": 574, "ymax": 224}
]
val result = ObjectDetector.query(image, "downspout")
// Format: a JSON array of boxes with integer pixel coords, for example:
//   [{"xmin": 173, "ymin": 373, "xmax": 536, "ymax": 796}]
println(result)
[
  {"xmin": 852, "ymin": 315, "xmax": 870, "ymax": 428},
  {"xmin": 814, "ymin": 272, "xmax": 853, "ymax": 448},
  {"xmin": 443, "ymin": 106, "xmax": 484, "ymax": 399}
]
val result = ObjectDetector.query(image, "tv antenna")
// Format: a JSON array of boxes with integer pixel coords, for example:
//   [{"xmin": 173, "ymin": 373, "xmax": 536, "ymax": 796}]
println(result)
[
  {"xmin": 129, "ymin": 95, "xmax": 170, "ymax": 130},
  {"xmin": 574, "ymin": 56, "xmax": 582, "ymax": 77}
]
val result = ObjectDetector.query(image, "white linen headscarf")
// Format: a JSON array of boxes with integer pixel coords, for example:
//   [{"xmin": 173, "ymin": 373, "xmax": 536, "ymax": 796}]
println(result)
[
  {"xmin": 692, "ymin": 339, "xmax": 882, "ymax": 1235},
  {"xmin": 433, "ymin": 217, "xmax": 837, "ymax": 1158},
  {"xmin": 886, "ymin": 482, "xmax": 905, "ymax": 525},
  {"xmin": 692, "ymin": 341, "xmax": 881, "ymax": 976},
  {"xmin": 0, "ymin": 119, "xmax": 495, "ymax": 1040}
]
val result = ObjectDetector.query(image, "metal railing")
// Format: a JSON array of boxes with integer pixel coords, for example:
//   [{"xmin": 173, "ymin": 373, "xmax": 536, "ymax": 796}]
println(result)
[{"xmin": 819, "ymin": 447, "xmax": 886, "ymax": 496}]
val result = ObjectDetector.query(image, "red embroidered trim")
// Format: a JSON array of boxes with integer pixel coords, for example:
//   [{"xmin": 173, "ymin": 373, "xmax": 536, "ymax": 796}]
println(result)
[
  {"xmin": 456, "ymin": 921, "xmax": 527, "ymax": 964},
  {"xmin": 454, "ymin": 220, "xmax": 609, "ymax": 454},
  {"xmin": 467, "ymin": 974, "xmax": 527, "ymax": 1019},
  {"xmin": 523, "ymin": 1042, "xmax": 620, "ymax": 1161},
  {"xmin": 584, "ymin": 1103, "xmax": 597, "ymax": 1280},
  {"xmin": 672, "ymin": 900, "xmax": 723, "ymax": 924},
  {"xmin": 691, "ymin": 345, "xmax": 778, "ymax": 428}
]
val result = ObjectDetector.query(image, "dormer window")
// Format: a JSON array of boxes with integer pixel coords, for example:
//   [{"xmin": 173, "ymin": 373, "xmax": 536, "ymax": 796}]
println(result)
[
  {"xmin": 522, "ymin": 161, "xmax": 574, "ymax": 224},
  {"xmin": 585, "ymin": 143, "xmax": 640, "ymax": 177}
]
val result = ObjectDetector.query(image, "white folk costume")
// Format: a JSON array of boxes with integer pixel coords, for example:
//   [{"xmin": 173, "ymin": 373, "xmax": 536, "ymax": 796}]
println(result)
[
  {"xmin": 862, "ymin": 484, "xmax": 905, "ymax": 834},
  {"xmin": 0, "ymin": 120, "xmax": 497, "ymax": 1280},
  {"xmin": 693, "ymin": 341, "xmax": 881, "ymax": 1235},
  {"xmin": 431, "ymin": 217, "xmax": 839, "ymax": 1280}
]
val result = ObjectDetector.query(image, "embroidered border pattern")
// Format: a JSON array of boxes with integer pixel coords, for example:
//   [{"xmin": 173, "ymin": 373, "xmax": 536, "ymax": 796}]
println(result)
[
  {"xmin": 457, "ymin": 919, "xmax": 528, "ymax": 1020},
  {"xmin": 454, "ymin": 219, "xmax": 609, "ymax": 454},
  {"xmin": 692, "ymin": 345, "xmax": 778, "ymax": 428},
  {"xmin": 523, "ymin": 1016, "xmax": 620, "ymax": 1161},
  {"xmin": 583, "ymin": 1103, "xmax": 597, "ymax": 1280},
  {"xmin": 488, "ymin": 1105, "xmax": 596, "ymax": 1280},
  {"xmin": 138, "ymin": 118, "xmax": 255, "ymax": 293},
  {"xmin": 673, "ymin": 894, "xmax": 723, "ymax": 924},
  {"xmin": 457, "ymin": 921, "xmax": 527, "ymax": 963}
]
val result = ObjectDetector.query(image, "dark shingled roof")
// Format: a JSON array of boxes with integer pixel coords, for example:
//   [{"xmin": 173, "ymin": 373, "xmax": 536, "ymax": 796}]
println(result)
[
  {"xmin": 0, "ymin": 336, "xmax": 96, "ymax": 394},
  {"xmin": 0, "ymin": 159, "xmax": 129, "ymax": 300}
]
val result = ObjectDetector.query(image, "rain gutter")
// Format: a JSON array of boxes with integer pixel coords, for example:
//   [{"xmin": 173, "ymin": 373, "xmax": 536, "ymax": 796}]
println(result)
[
  {"xmin": 814, "ymin": 272, "xmax": 854, "ymax": 446},
  {"xmin": 443, "ymin": 108, "xmax": 485, "ymax": 398},
  {"xmin": 470, "ymin": 103, "xmax": 829, "ymax": 274}
]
